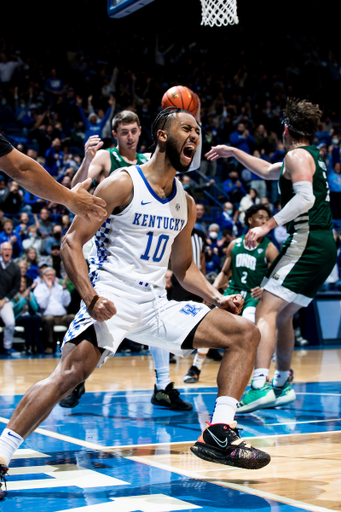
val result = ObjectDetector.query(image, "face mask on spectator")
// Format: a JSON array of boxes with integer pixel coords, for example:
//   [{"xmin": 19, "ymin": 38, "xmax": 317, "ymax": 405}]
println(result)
[{"xmin": 209, "ymin": 232, "xmax": 218, "ymax": 240}]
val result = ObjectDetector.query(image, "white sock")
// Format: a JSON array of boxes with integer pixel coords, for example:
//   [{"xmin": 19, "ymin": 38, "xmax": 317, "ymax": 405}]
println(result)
[
  {"xmin": 154, "ymin": 366, "xmax": 170, "ymax": 390},
  {"xmin": 149, "ymin": 346, "xmax": 170, "ymax": 390},
  {"xmin": 211, "ymin": 396, "xmax": 238, "ymax": 425},
  {"xmin": 273, "ymin": 370, "xmax": 290, "ymax": 388},
  {"xmin": 252, "ymin": 368, "xmax": 269, "ymax": 389},
  {"xmin": 0, "ymin": 428, "xmax": 24, "ymax": 466},
  {"xmin": 193, "ymin": 353, "xmax": 205, "ymax": 371}
]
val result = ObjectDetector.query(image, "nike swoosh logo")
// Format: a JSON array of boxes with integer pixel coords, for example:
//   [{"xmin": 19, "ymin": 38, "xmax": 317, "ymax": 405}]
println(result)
[
  {"xmin": 8, "ymin": 432, "xmax": 21, "ymax": 440},
  {"xmin": 141, "ymin": 201, "xmax": 152, "ymax": 205},
  {"xmin": 207, "ymin": 429, "xmax": 228, "ymax": 448}
]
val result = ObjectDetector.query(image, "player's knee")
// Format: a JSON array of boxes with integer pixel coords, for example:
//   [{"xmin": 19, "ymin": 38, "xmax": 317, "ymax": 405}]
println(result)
[{"xmin": 239, "ymin": 319, "xmax": 260, "ymax": 352}]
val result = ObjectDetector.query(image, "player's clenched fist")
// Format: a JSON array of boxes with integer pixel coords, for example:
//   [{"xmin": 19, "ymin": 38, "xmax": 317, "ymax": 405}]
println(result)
[
  {"xmin": 217, "ymin": 293, "xmax": 244, "ymax": 315},
  {"xmin": 86, "ymin": 295, "xmax": 117, "ymax": 322}
]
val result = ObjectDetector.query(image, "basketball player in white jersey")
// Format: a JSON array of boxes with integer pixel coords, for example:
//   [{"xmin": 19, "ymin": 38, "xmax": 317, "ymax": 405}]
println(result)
[
  {"xmin": 62, "ymin": 109, "xmax": 202, "ymax": 410},
  {"xmin": 0, "ymin": 109, "xmax": 270, "ymax": 500}
]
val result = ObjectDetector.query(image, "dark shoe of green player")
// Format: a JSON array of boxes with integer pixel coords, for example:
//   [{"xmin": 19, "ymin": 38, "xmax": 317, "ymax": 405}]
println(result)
[
  {"xmin": 59, "ymin": 382, "xmax": 85, "ymax": 408},
  {"xmin": 183, "ymin": 365, "xmax": 201, "ymax": 383},
  {"xmin": 206, "ymin": 349, "xmax": 223, "ymax": 361},
  {"xmin": 236, "ymin": 381, "xmax": 276, "ymax": 414},
  {"xmin": 151, "ymin": 382, "xmax": 193, "ymax": 410}
]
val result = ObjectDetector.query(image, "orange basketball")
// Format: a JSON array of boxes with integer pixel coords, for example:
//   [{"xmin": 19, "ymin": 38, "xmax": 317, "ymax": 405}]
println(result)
[{"xmin": 161, "ymin": 85, "xmax": 199, "ymax": 116}]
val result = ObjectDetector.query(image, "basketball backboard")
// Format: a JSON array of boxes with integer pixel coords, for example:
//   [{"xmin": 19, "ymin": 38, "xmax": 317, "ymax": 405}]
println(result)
[{"xmin": 107, "ymin": 0, "xmax": 156, "ymax": 18}]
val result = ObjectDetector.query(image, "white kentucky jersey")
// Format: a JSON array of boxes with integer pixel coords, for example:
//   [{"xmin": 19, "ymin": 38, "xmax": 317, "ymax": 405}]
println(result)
[{"xmin": 88, "ymin": 165, "xmax": 188, "ymax": 291}]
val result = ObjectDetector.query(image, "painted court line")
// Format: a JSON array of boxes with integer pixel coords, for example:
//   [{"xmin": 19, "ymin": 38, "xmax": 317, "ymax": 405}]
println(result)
[
  {"xmin": 125, "ymin": 455, "xmax": 335, "ymax": 512},
  {"xmin": 1, "ymin": 415, "xmax": 341, "ymax": 452},
  {"xmin": 0, "ymin": 417, "xmax": 338, "ymax": 512}
]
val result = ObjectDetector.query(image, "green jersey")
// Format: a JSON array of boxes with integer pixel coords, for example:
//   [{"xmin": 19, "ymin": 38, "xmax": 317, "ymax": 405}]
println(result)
[
  {"xmin": 279, "ymin": 145, "xmax": 333, "ymax": 234},
  {"xmin": 228, "ymin": 235, "xmax": 271, "ymax": 293},
  {"xmin": 107, "ymin": 147, "xmax": 148, "ymax": 175}
]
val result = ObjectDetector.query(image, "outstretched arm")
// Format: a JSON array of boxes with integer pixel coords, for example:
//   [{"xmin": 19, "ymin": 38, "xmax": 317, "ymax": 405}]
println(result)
[
  {"xmin": 0, "ymin": 146, "xmax": 107, "ymax": 223},
  {"xmin": 245, "ymin": 149, "xmax": 315, "ymax": 248},
  {"xmin": 205, "ymin": 145, "xmax": 282, "ymax": 180}
]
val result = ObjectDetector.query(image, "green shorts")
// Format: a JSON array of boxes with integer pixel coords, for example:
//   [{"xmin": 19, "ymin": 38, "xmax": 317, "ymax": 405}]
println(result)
[
  {"xmin": 224, "ymin": 286, "xmax": 259, "ymax": 311},
  {"xmin": 262, "ymin": 229, "xmax": 337, "ymax": 307}
]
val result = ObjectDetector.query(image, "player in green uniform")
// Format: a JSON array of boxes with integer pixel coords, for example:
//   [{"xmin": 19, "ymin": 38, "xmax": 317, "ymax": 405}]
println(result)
[
  {"xmin": 183, "ymin": 204, "xmax": 278, "ymax": 384},
  {"xmin": 65, "ymin": 110, "xmax": 201, "ymax": 411},
  {"xmin": 205, "ymin": 98, "xmax": 337, "ymax": 413},
  {"xmin": 214, "ymin": 204, "xmax": 278, "ymax": 323}
]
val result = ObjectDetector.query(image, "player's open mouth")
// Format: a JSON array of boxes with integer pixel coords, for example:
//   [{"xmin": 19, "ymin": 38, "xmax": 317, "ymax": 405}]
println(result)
[{"xmin": 182, "ymin": 144, "xmax": 195, "ymax": 162}]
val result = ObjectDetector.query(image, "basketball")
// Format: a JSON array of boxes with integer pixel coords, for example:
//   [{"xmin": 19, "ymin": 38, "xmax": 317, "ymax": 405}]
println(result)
[{"xmin": 161, "ymin": 85, "xmax": 199, "ymax": 116}]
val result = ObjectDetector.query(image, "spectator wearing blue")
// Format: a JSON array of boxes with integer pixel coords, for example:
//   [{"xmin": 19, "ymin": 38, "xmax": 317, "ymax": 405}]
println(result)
[
  {"xmin": 43, "ymin": 224, "xmax": 63, "ymax": 256},
  {"xmin": 76, "ymin": 95, "xmax": 115, "ymax": 143},
  {"xmin": 36, "ymin": 208, "xmax": 54, "ymax": 238},
  {"xmin": 217, "ymin": 201, "xmax": 235, "ymax": 231},
  {"xmin": 249, "ymin": 149, "xmax": 267, "ymax": 200},
  {"xmin": 44, "ymin": 138, "xmax": 64, "ymax": 177},
  {"xmin": 229, "ymin": 122, "xmax": 255, "ymax": 155},
  {"xmin": 0, "ymin": 219, "xmax": 22, "ymax": 258},
  {"xmin": 330, "ymin": 134, "xmax": 341, "ymax": 169},
  {"xmin": 44, "ymin": 68, "xmax": 64, "ymax": 104},
  {"xmin": 314, "ymin": 122, "xmax": 332, "ymax": 147},
  {"xmin": 222, "ymin": 170, "xmax": 247, "ymax": 205},
  {"xmin": 14, "ymin": 212, "xmax": 32, "ymax": 242},
  {"xmin": 193, "ymin": 203, "xmax": 208, "ymax": 234},
  {"xmin": 328, "ymin": 161, "xmax": 341, "ymax": 220}
]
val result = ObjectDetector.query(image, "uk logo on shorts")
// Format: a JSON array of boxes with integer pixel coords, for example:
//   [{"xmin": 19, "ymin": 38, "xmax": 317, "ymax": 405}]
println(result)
[{"xmin": 179, "ymin": 304, "xmax": 203, "ymax": 316}]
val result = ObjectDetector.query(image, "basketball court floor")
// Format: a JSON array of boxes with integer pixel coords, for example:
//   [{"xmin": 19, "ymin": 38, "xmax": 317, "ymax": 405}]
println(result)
[{"xmin": 1, "ymin": 346, "xmax": 341, "ymax": 511}]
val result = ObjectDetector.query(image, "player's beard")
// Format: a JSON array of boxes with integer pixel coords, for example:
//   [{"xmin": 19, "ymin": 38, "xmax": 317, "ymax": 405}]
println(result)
[{"xmin": 165, "ymin": 136, "xmax": 192, "ymax": 173}]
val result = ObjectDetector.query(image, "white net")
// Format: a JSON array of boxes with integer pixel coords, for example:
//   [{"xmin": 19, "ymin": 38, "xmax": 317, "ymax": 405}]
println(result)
[{"xmin": 200, "ymin": 0, "xmax": 239, "ymax": 27}]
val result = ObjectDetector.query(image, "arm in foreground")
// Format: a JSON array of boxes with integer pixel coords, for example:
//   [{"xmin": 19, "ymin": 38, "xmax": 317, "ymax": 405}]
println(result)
[
  {"xmin": 0, "ymin": 147, "xmax": 107, "ymax": 223},
  {"xmin": 171, "ymin": 194, "xmax": 243, "ymax": 314},
  {"xmin": 205, "ymin": 145, "xmax": 282, "ymax": 180}
]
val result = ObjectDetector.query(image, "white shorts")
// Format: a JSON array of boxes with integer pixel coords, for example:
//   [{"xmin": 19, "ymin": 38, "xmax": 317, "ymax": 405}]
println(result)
[{"xmin": 63, "ymin": 274, "xmax": 210, "ymax": 367}]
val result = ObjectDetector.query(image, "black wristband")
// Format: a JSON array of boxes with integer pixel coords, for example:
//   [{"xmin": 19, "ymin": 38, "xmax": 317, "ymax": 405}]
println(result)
[{"xmin": 87, "ymin": 295, "xmax": 100, "ymax": 314}]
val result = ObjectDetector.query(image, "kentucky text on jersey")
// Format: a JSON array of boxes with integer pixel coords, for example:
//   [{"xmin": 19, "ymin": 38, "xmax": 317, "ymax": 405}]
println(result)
[
  {"xmin": 235, "ymin": 253, "xmax": 257, "ymax": 271},
  {"xmin": 133, "ymin": 213, "xmax": 185, "ymax": 231}
]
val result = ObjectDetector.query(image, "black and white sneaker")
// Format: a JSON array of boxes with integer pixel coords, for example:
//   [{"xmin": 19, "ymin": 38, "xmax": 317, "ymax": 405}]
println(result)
[
  {"xmin": 151, "ymin": 382, "xmax": 193, "ymax": 411},
  {"xmin": 0, "ymin": 459, "xmax": 8, "ymax": 501},
  {"xmin": 59, "ymin": 382, "xmax": 85, "ymax": 408},
  {"xmin": 191, "ymin": 421, "xmax": 271, "ymax": 469},
  {"xmin": 183, "ymin": 365, "xmax": 201, "ymax": 383}
]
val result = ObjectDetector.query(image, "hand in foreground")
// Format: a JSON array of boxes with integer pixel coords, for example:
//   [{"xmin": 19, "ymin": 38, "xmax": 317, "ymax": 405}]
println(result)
[
  {"xmin": 68, "ymin": 179, "xmax": 107, "ymax": 223},
  {"xmin": 218, "ymin": 293, "xmax": 244, "ymax": 315},
  {"xmin": 87, "ymin": 296, "xmax": 117, "ymax": 322},
  {"xmin": 244, "ymin": 225, "xmax": 270, "ymax": 249},
  {"xmin": 251, "ymin": 286, "xmax": 263, "ymax": 300},
  {"xmin": 205, "ymin": 145, "xmax": 236, "ymax": 161}
]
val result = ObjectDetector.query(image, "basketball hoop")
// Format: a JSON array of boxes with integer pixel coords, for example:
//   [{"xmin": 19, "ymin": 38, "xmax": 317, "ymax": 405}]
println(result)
[{"xmin": 200, "ymin": 0, "xmax": 239, "ymax": 27}]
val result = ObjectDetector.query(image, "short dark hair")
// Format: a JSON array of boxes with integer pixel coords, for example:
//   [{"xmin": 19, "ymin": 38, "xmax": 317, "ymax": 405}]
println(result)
[
  {"xmin": 112, "ymin": 110, "xmax": 140, "ymax": 131},
  {"xmin": 244, "ymin": 204, "xmax": 271, "ymax": 227},
  {"xmin": 149, "ymin": 107, "xmax": 189, "ymax": 155},
  {"xmin": 283, "ymin": 98, "xmax": 322, "ymax": 144}
]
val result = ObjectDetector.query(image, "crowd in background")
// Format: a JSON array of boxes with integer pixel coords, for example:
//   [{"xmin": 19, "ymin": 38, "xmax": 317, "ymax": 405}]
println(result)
[{"xmin": 1, "ymin": 24, "xmax": 341, "ymax": 356}]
